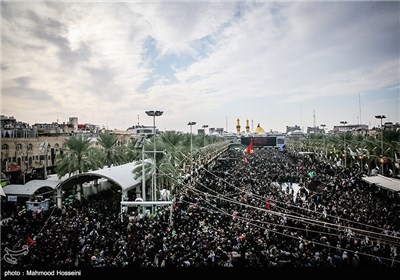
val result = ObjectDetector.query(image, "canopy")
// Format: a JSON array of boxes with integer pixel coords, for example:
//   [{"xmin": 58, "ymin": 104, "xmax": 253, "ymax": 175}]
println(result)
[
  {"xmin": 362, "ymin": 175, "xmax": 400, "ymax": 192},
  {"xmin": 3, "ymin": 161, "xmax": 146, "ymax": 198},
  {"xmin": 3, "ymin": 179, "xmax": 61, "ymax": 197},
  {"xmin": 58, "ymin": 161, "xmax": 145, "ymax": 191}
]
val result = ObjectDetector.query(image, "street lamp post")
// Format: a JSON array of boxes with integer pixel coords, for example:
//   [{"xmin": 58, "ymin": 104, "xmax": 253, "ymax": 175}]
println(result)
[
  {"xmin": 340, "ymin": 121, "xmax": 347, "ymax": 168},
  {"xmin": 202, "ymin": 125, "xmax": 208, "ymax": 146},
  {"xmin": 141, "ymin": 140, "xmax": 146, "ymax": 215},
  {"xmin": 375, "ymin": 115, "xmax": 386, "ymax": 175},
  {"xmin": 39, "ymin": 141, "xmax": 48, "ymax": 179},
  {"xmin": 320, "ymin": 124, "xmax": 326, "ymax": 158},
  {"xmin": 188, "ymin": 122, "xmax": 196, "ymax": 153},
  {"xmin": 145, "ymin": 110, "xmax": 163, "ymax": 205}
]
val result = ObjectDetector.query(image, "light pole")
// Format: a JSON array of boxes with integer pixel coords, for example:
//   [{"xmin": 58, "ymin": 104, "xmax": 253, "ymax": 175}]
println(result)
[
  {"xmin": 131, "ymin": 136, "xmax": 147, "ymax": 209},
  {"xmin": 340, "ymin": 121, "xmax": 347, "ymax": 168},
  {"xmin": 188, "ymin": 122, "xmax": 196, "ymax": 153},
  {"xmin": 320, "ymin": 124, "xmax": 326, "ymax": 158},
  {"xmin": 375, "ymin": 115, "xmax": 386, "ymax": 175},
  {"xmin": 145, "ymin": 110, "xmax": 163, "ymax": 204},
  {"xmin": 202, "ymin": 125, "xmax": 208, "ymax": 146},
  {"xmin": 39, "ymin": 141, "xmax": 48, "ymax": 179}
]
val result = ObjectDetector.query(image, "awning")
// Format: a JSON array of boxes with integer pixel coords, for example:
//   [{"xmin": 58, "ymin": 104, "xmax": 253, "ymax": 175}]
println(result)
[
  {"xmin": 58, "ymin": 161, "xmax": 145, "ymax": 192},
  {"xmin": 362, "ymin": 175, "xmax": 400, "ymax": 192},
  {"xmin": 3, "ymin": 179, "xmax": 61, "ymax": 197}
]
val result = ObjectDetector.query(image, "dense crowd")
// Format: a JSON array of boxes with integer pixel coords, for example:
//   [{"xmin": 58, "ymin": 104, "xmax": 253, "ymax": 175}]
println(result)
[{"xmin": 1, "ymin": 148, "xmax": 399, "ymax": 269}]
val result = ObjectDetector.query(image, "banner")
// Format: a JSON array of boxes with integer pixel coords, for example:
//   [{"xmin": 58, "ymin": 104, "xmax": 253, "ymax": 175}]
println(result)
[{"xmin": 7, "ymin": 196, "xmax": 17, "ymax": 202}]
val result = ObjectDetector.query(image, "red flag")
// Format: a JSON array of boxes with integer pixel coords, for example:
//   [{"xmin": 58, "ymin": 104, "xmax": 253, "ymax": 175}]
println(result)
[
  {"xmin": 246, "ymin": 140, "xmax": 253, "ymax": 154},
  {"xmin": 26, "ymin": 236, "xmax": 36, "ymax": 247},
  {"xmin": 265, "ymin": 199, "xmax": 271, "ymax": 210}
]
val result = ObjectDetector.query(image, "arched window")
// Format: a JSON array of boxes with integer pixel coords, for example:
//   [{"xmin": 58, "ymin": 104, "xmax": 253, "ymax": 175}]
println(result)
[
  {"xmin": 2, "ymin": 144, "xmax": 9, "ymax": 150},
  {"xmin": 16, "ymin": 143, "xmax": 22, "ymax": 150},
  {"xmin": 27, "ymin": 143, "xmax": 33, "ymax": 150}
]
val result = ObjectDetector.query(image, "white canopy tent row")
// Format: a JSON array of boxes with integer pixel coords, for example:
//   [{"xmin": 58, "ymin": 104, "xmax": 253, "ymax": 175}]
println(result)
[
  {"xmin": 362, "ymin": 174, "xmax": 400, "ymax": 192},
  {"xmin": 2, "ymin": 161, "xmax": 172, "ymax": 212},
  {"xmin": 3, "ymin": 179, "xmax": 61, "ymax": 198}
]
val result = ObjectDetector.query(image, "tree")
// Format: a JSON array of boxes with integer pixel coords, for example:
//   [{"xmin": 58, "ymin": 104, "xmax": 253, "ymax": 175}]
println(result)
[
  {"xmin": 97, "ymin": 133, "xmax": 125, "ymax": 167},
  {"xmin": 132, "ymin": 131, "xmax": 227, "ymax": 198},
  {"xmin": 56, "ymin": 135, "xmax": 97, "ymax": 178},
  {"xmin": 124, "ymin": 138, "xmax": 141, "ymax": 162}
]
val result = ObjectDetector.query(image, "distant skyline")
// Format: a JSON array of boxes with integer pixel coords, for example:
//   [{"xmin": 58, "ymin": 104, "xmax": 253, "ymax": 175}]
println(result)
[{"xmin": 1, "ymin": 1, "xmax": 399, "ymax": 133}]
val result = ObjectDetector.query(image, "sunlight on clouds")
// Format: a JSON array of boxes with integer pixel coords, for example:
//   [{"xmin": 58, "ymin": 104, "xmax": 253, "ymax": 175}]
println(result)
[
  {"xmin": 1, "ymin": 1, "xmax": 399, "ymax": 131},
  {"xmin": 65, "ymin": 25, "xmax": 83, "ymax": 51}
]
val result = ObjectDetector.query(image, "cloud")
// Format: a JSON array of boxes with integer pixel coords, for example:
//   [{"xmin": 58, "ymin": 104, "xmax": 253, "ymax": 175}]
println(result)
[{"xmin": 1, "ymin": 1, "xmax": 399, "ymax": 132}]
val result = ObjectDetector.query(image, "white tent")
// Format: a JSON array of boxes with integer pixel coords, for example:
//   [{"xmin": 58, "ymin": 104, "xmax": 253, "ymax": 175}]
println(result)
[
  {"xmin": 58, "ymin": 161, "xmax": 144, "ymax": 192},
  {"xmin": 3, "ymin": 179, "xmax": 61, "ymax": 197},
  {"xmin": 362, "ymin": 175, "xmax": 400, "ymax": 192}
]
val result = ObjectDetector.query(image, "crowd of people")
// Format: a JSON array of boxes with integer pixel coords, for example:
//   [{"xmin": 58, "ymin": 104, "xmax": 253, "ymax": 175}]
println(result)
[{"xmin": 1, "ymin": 147, "xmax": 399, "ymax": 269}]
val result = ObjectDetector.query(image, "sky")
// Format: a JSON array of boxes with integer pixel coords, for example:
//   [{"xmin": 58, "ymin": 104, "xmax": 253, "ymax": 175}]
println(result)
[{"xmin": 1, "ymin": 0, "xmax": 399, "ymax": 134}]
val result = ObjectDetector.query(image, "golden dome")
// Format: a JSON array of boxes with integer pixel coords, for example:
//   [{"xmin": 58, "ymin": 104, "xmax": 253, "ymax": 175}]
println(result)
[{"xmin": 254, "ymin": 124, "xmax": 266, "ymax": 134}]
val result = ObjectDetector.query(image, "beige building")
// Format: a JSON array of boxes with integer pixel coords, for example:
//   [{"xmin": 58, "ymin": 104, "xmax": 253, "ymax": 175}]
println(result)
[{"xmin": 1, "ymin": 135, "xmax": 66, "ymax": 173}]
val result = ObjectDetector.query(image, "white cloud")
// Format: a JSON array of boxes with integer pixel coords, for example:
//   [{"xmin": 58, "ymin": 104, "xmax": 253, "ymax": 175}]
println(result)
[{"xmin": 2, "ymin": 1, "xmax": 399, "ymax": 132}]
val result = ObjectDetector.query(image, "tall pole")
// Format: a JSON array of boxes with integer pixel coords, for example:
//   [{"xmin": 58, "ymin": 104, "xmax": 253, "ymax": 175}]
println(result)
[
  {"xmin": 202, "ymin": 125, "xmax": 208, "ymax": 146},
  {"xmin": 340, "ymin": 121, "xmax": 347, "ymax": 168},
  {"xmin": 190, "ymin": 124, "xmax": 193, "ymax": 153},
  {"xmin": 375, "ymin": 115, "xmax": 386, "ymax": 175},
  {"xmin": 145, "ymin": 110, "xmax": 163, "ymax": 211},
  {"xmin": 44, "ymin": 147, "xmax": 47, "ymax": 179},
  {"xmin": 188, "ymin": 122, "xmax": 196, "ymax": 153},
  {"xmin": 321, "ymin": 124, "xmax": 326, "ymax": 157},
  {"xmin": 381, "ymin": 118, "xmax": 383, "ymax": 175},
  {"xmin": 40, "ymin": 141, "xmax": 48, "ymax": 180},
  {"xmin": 142, "ymin": 140, "xmax": 146, "ymax": 213},
  {"xmin": 153, "ymin": 115, "xmax": 156, "ymax": 202}
]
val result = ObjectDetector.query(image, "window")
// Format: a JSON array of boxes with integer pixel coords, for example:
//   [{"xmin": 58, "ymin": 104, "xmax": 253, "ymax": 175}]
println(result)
[
  {"xmin": 27, "ymin": 143, "xmax": 33, "ymax": 150},
  {"xmin": 16, "ymin": 143, "xmax": 22, "ymax": 150},
  {"xmin": 2, "ymin": 144, "xmax": 9, "ymax": 150}
]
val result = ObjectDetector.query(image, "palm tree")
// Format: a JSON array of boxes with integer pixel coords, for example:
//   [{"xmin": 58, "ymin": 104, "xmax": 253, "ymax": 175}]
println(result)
[
  {"xmin": 132, "ymin": 136, "xmax": 170, "ymax": 200},
  {"xmin": 97, "ymin": 133, "xmax": 125, "ymax": 167},
  {"xmin": 56, "ymin": 135, "xmax": 96, "ymax": 177},
  {"xmin": 125, "ymin": 138, "xmax": 141, "ymax": 162},
  {"xmin": 132, "ymin": 131, "xmax": 227, "ymax": 199},
  {"xmin": 157, "ymin": 132, "xmax": 186, "ymax": 194},
  {"xmin": 56, "ymin": 135, "xmax": 97, "ymax": 202}
]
